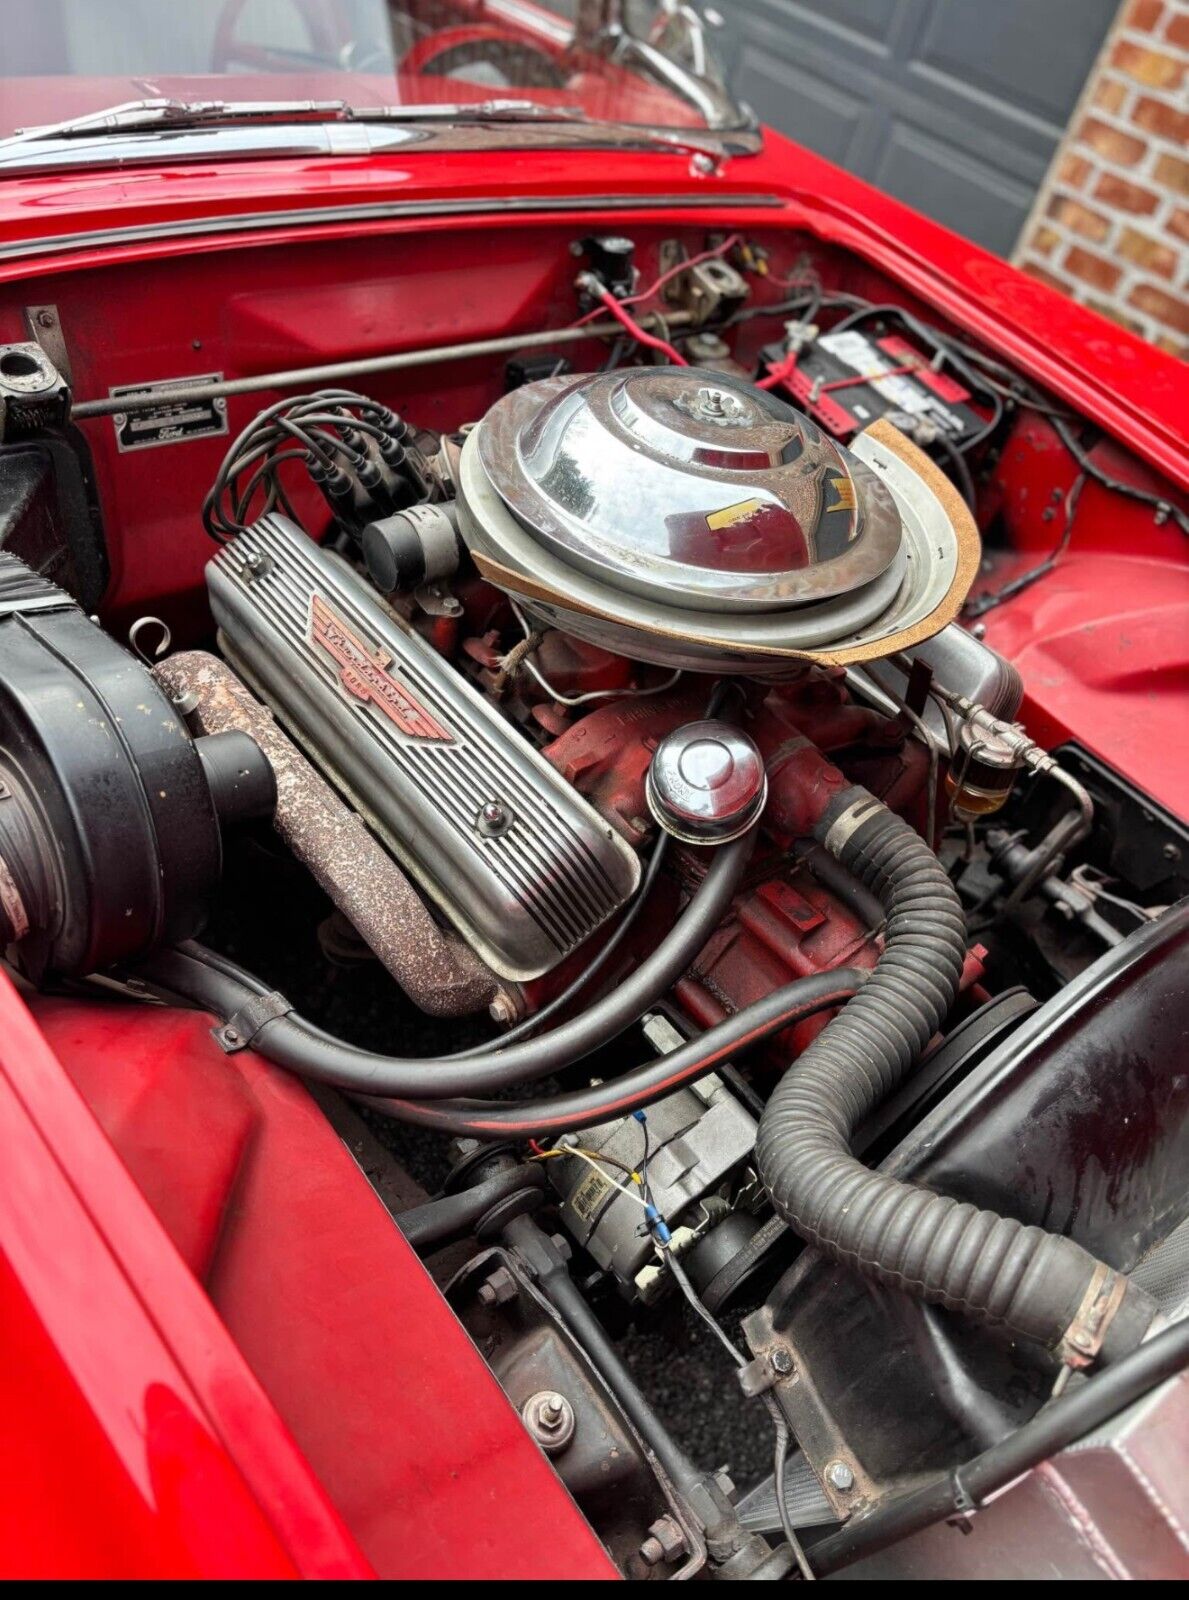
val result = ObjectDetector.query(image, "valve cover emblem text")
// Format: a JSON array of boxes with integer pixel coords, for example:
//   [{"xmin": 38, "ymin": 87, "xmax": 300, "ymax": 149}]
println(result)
[{"xmin": 309, "ymin": 594, "xmax": 451, "ymax": 741}]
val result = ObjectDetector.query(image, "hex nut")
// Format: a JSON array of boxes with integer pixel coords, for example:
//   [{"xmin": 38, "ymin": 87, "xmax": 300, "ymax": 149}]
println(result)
[
  {"xmin": 489, "ymin": 991, "xmax": 520, "ymax": 1025},
  {"xmin": 476, "ymin": 1265, "xmax": 518, "ymax": 1307},
  {"xmin": 639, "ymin": 1515, "xmax": 687, "ymax": 1566}
]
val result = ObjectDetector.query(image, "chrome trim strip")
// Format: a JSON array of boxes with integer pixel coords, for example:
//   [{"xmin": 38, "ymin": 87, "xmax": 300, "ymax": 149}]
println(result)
[{"xmin": 0, "ymin": 190, "xmax": 782, "ymax": 264}]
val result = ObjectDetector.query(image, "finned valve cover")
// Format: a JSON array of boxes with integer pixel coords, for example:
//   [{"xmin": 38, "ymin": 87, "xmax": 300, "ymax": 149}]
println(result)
[
  {"xmin": 207, "ymin": 515, "xmax": 640, "ymax": 981},
  {"xmin": 457, "ymin": 369, "xmax": 980, "ymax": 676}
]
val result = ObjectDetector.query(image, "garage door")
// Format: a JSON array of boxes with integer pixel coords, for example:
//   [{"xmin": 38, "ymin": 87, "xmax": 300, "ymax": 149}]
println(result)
[{"xmin": 710, "ymin": 0, "xmax": 1120, "ymax": 256}]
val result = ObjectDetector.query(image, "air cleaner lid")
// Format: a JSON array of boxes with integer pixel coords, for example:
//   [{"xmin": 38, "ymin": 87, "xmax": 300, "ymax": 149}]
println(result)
[{"xmin": 477, "ymin": 369, "xmax": 902, "ymax": 614}]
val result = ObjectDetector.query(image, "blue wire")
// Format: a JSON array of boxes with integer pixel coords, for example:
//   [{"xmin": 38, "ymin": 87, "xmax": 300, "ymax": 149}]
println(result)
[
  {"xmin": 634, "ymin": 1110, "xmax": 653, "ymax": 1208},
  {"xmin": 634, "ymin": 1111, "xmax": 671, "ymax": 1243}
]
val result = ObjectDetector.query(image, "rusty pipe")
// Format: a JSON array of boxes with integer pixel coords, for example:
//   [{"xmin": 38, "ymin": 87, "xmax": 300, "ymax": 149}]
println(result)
[{"xmin": 154, "ymin": 650, "xmax": 499, "ymax": 1018}]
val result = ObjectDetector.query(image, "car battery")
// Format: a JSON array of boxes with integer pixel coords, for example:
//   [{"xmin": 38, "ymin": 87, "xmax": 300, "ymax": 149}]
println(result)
[{"xmin": 766, "ymin": 328, "xmax": 984, "ymax": 443}]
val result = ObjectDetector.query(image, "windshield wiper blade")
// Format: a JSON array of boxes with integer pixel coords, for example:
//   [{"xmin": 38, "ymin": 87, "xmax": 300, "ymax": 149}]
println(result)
[
  {"xmin": 3, "ymin": 97, "xmax": 354, "ymax": 145},
  {"xmin": 348, "ymin": 100, "xmax": 589, "ymax": 124},
  {"xmin": 352, "ymin": 102, "xmax": 739, "ymax": 155},
  {"xmin": 0, "ymin": 95, "xmax": 749, "ymax": 164},
  {"xmin": 2, "ymin": 96, "xmax": 592, "ymax": 148}
]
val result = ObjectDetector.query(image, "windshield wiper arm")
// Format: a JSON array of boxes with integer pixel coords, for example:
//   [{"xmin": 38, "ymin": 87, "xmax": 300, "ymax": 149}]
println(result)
[
  {"xmin": 348, "ymin": 100, "xmax": 590, "ymax": 124},
  {"xmin": 3, "ymin": 98, "xmax": 355, "ymax": 145},
  {"xmin": 2, "ymin": 96, "xmax": 592, "ymax": 148}
]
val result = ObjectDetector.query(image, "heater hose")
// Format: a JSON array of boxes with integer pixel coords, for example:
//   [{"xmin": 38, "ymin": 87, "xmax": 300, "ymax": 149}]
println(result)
[{"xmin": 754, "ymin": 786, "xmax": 1156, "ymax": 1363}]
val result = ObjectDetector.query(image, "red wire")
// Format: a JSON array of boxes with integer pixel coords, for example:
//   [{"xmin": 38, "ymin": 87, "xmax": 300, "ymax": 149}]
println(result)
[
  {"xmin": 756, "ymin": 351, "xmax": 799, "ymax": 391},
  {"xmin": 570, "ymin": 232, "xmax": 742, "ymax": 330},
  {"xmin": 819, "ymin": 361, "xmax": 922, "ymax": 392},
  {"xmin": 592, "ymin": 287, "xmax": 690, "ymax": 365},
  {"xmin": 758, "ymin": 355, "xmax": 924, "ymax": 395}
]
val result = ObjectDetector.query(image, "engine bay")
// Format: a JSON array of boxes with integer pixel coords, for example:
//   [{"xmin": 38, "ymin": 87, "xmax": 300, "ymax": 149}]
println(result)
[{"xmin": 0, "ymin": 221, "xmax": 1186, "ymax": 1578}]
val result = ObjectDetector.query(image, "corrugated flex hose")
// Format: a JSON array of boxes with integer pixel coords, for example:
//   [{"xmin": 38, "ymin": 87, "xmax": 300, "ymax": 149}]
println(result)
[{"xmin": 755, "ymin": 786, "xmax": 1157, "ymax": 1363}]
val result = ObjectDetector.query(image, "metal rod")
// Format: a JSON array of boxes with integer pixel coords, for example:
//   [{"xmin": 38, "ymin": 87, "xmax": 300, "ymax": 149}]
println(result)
[
  {"xmin": 501, "ymin": 1212, "xmax": 707, "ymax": 1502},
  {"xmin": 70, "ymin": 311, "xmax": 697, "ymax": 419},
  {"xmin": 807, "ymin": 1316, "xmax": 1189, "ymax": 1577}
]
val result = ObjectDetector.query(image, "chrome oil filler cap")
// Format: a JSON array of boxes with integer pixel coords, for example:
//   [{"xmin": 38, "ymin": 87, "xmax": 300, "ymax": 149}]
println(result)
[{"xmin": 646, "ymin": 721, "xmax": 767, "ymax": 844}]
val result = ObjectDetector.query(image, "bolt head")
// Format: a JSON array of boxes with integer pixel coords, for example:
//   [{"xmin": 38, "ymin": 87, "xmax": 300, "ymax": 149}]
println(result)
[
  {"xmin": 477, "ymin": 799, "xmax": 513, "ymax": 838},
  {"xmin": 827, "ymin": 1460, "xmax": 855, "ymax": 1491},
  {"xmin": 769, "ymin": 1348, "xmax": 794, "ymax": 1376},
  {"xmin": 488, "ymin": 992, "xmax": 518, "ymax": 1025}
]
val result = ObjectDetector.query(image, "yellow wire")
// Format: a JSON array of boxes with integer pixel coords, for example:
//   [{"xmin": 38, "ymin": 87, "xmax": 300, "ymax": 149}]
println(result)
[{"xmin": 531, "ymin": 1146, "xmax": 650, "ymax": 1209}]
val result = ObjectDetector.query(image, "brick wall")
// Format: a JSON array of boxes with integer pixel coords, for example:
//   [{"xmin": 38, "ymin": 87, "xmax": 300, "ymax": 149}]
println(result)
[{"xmin": 1013, "ymin": 0, "xmax": 1187, "ymax": 356}]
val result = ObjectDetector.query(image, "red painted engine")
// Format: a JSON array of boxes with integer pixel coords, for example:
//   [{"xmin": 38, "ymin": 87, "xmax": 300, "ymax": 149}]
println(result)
[{"xmin": 0, "ymin": 237, "xmax": 1184, "ymax": 1585}]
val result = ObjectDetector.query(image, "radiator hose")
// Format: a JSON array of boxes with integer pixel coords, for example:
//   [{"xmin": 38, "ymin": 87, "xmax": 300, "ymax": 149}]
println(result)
[{"xmin": 755, "ymin": 786, "xmax": 1156, "ymax": 1365}]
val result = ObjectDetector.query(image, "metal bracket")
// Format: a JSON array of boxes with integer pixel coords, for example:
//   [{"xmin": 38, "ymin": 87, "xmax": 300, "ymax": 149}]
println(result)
[
  {"xmin": 23, "ymin": 305, "xmax": 72, "ymax": 386},
  {"xmin": 742, "ymin": 1302, "xmax": 880, "ymax": 1521},
  {"xmin": 949, "ymin": 1468, "xmax": 977, "ymax": 1515},
  {"xmin": 736, "ymin": 1347, "xmax": 794, "ymax": 1400},
  {"xmin": 212, "ymin": 989, "xmax": 292, "ymax": 1053}
]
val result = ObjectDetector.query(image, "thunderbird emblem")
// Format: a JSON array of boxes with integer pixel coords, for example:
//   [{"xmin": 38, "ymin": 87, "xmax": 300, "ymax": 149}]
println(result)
[{"xmin": 309, "ymin": 594, "xmax": 451, "ymax": 741}]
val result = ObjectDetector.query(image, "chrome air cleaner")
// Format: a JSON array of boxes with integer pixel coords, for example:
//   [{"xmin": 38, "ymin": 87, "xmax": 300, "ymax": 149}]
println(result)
[{"xmin": 456, "ymin": 368, "xmax": 980, "ymax": 676}]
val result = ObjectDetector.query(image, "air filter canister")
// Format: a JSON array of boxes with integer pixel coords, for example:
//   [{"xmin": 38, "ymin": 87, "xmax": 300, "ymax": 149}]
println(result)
[{"xmin": 456, "ymin": 368, "xmax": 980, "ymax": 676}]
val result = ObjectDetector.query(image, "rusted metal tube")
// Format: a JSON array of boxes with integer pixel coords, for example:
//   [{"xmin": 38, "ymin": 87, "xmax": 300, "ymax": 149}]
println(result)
[{"xmin": 154, "ymin": 650, "xmax": 499, "ymax": 1018}]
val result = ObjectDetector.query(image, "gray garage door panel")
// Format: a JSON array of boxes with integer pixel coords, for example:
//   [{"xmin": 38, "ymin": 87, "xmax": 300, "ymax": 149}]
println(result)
[
  {"xmin": 870, "ymin": 122, "xmax": 1038, "ymax": 253},
  {"xmin": 713, "ymin": 0, "xmax": 1119, "ymax": 256}
]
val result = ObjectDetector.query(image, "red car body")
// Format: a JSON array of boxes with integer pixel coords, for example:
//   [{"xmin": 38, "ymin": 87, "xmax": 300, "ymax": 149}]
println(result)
[{"xmin": 0, "ymin": 37, "xmax": 1185, "ymax": 1579}]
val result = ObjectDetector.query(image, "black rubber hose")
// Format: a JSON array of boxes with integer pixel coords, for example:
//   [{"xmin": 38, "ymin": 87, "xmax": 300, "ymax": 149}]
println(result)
[
  {"xmin": 396, "ymin": 1165, "xmax": 545, "ymax": 1253},
  {"xmin": 443, "ymin": 831, "xmax": 671, "ymax": 1058},
  {"xmin": 755, "ymin": 786, "xmax": 1156, "ymax": 1360},
  {"xmin": 365, "ymin": 968, "xmax": 867, "ymax": 1139},
  {"xmin": 808, "ymin": 1315, "xmax": 1189, "ymax": 1576},
  {"xmin": 139, "ymin": 829, "xmax": 755, "ymax": 1100}
]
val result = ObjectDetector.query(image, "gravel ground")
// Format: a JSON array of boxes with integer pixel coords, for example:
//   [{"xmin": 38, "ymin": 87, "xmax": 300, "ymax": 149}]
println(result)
[{"xmin": 206, "ymin": 829, "xmax": 777, "ymax": 1488}]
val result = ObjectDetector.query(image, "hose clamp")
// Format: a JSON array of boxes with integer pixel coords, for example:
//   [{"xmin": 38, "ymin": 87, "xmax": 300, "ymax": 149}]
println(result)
[
  {"xmin": 822, "ymin": 792, "xmax": 883, "ymax": 856},
  {"xmin": 1058, "ymin": 1262, "xmax": 1129, "ymax": 1369}
]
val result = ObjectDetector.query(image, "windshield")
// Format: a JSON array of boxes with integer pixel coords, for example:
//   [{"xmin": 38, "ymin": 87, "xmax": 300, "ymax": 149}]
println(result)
[{"xmin": 0, "ymin": 1, "xmax": 746, "ymax": 142}]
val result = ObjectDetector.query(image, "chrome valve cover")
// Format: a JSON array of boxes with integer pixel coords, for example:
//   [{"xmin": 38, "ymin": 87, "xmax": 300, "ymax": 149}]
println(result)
[{"xmin": 208, "ymin": 515, "xmax": 639, "ymax": 981}]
